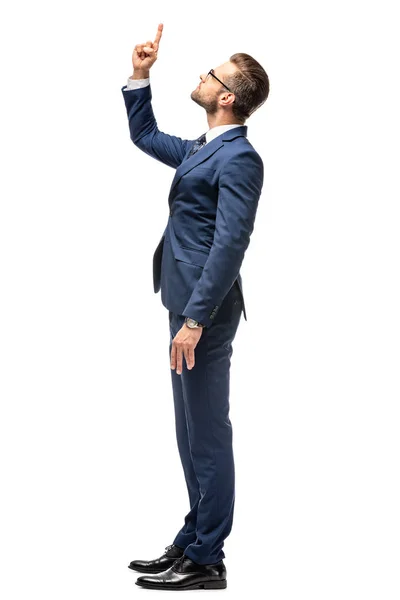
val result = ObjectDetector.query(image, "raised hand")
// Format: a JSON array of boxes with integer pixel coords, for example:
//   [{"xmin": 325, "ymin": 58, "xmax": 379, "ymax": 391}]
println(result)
[{"xmin": 132, "ymin": 23, "xmax": 163, "ymax": 73}]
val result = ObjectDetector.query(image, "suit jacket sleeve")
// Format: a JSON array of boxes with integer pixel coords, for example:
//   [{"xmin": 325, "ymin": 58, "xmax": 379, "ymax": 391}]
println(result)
[
  {"xmin": 181, "ymin": 149, "xmax": 264, "ymax": 328},
  {"xmin": 121, "ymin": 82, "xmax": 195, "ymax": 168}
]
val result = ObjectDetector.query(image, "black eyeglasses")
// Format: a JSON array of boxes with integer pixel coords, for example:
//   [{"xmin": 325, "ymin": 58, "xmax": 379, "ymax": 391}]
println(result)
[{"xmin": 207, "ymin": 69, "xmax": 234, "ymax": 94}]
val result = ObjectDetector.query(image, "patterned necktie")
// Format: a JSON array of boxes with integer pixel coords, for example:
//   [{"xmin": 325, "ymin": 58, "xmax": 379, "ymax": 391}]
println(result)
[{"xmin": 188, "ymin": 133, "xmax": 207, "ymax": 157}]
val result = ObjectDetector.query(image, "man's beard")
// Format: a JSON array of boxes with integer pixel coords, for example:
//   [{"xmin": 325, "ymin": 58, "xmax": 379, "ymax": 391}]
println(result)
[{"xmin": 190, "ymin": 89, "xmax": 218, "ymax": 116}]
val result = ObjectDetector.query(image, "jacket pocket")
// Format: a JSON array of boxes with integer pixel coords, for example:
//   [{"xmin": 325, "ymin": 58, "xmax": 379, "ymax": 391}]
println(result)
[{"xmin": 172, "ymin": 243, "xmax": 209, "ymax": 268}]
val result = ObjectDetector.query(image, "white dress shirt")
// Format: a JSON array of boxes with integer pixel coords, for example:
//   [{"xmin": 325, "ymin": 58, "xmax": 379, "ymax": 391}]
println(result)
[{"xmin": 124, "ymin": 77, "xmax": 243, "ymax": 143}]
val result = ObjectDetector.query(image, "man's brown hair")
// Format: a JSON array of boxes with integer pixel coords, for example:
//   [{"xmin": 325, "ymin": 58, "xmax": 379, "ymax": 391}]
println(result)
[{"xmin": 224, "ymin": 53, "xmax": 270, "ymax": 123}]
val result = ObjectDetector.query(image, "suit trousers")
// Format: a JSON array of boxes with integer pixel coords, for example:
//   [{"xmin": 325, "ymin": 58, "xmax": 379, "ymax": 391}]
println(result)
[{"xmin": 168, "ymin": 280, "xmax": 243, "ymax": 565}]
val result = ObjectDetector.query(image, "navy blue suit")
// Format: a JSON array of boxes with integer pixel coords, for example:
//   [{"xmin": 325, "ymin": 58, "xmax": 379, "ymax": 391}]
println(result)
[{"xmin": 122, "ymin": 82, "xmax": 264, "ymax": 564}]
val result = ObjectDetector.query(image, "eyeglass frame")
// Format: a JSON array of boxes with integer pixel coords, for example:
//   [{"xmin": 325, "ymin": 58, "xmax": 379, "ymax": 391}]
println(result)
[{"xmin": 206, "ymin": 69, "xmax": 235, "ymax": 96}]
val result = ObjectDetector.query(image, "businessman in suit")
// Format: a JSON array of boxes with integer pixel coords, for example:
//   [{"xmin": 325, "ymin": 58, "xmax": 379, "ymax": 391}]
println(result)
[{"xmin": 122, "ymin": 23, "xmax": 269, "ymax": 591}]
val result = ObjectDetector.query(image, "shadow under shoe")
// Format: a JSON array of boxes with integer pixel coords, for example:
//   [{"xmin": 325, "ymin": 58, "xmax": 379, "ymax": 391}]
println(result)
[{"xmin": 128, "ymin": 544, "xmax": 184, "ymax": 574}]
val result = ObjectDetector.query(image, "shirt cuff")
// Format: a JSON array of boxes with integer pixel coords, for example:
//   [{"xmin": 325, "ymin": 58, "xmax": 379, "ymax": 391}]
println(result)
[{"xmin": 125, "ymin": 77, "xmax": 150, "ymax": 90}]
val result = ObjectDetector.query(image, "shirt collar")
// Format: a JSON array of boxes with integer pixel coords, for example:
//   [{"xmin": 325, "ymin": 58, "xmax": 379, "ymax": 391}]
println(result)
[{"xmin": 205, "ymin": 124, "xmax": 243, "ymax": 144}]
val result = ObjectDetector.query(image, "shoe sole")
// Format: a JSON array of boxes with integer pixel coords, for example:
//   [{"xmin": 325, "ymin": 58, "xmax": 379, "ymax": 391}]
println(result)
[{"xmin": 135, "ymin": 579, "xmax": 227, "ymax": 590}]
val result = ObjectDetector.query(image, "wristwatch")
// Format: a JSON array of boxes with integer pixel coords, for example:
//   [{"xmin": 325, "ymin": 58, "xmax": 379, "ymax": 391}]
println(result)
[{"xmin": 185, "ymin": 317, "xmax": 205, "ymax": 329}]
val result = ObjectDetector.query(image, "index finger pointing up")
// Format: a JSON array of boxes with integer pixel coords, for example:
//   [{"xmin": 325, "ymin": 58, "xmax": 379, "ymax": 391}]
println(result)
[{"xmin": 153, "ymin": 23, "xmax": 163, "ymax": 51}]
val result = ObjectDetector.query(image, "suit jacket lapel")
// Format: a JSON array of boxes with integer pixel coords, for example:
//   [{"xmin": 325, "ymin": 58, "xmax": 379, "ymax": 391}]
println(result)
[{"xmin": 168, "ymin": 125, "xmax": 248, "ymax": 195}]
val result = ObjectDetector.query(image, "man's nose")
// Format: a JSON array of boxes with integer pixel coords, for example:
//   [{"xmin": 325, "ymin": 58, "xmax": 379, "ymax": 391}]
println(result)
[{"xmin": 200, "ymin": 72, "xmax": 207, "ymax": 83}]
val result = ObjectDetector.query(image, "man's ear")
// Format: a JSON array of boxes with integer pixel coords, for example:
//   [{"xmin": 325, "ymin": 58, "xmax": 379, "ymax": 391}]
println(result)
[{"xmin": 220, "ymin": 92, "xmax": 235, "ymax": 107}]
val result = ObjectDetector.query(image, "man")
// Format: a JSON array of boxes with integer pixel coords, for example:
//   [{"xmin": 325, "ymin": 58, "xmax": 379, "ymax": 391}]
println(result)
[{"xmin": 121, "ymin": 23, "xmax": 269, "ymax": 591}]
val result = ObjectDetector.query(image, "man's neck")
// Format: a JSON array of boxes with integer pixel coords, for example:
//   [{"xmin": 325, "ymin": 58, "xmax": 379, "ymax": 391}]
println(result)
[{"xmin": 207, "ymin": 115, "xmax": 244, "ymax": 129}]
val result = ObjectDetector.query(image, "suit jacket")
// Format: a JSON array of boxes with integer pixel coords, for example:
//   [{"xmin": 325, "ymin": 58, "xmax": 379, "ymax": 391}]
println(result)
[{"xmin": 121, "ymin": 82, "xmax": 264, "ymax": 328}]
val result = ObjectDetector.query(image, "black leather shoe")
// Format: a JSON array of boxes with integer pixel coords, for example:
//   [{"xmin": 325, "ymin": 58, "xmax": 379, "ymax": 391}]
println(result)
[
  {"xmin": 128, "ymin": 544, "xmax": 184, "ymax": 574},
  {"xmin": 135, "ymin": 555, "xmax": 227, "ymax": 590}
]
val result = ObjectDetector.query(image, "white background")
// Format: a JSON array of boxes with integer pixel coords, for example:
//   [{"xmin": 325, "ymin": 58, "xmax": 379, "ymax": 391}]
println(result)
[{"xmin": 1, "ymin": 1, "xmax": 399, "ymax": 598}]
